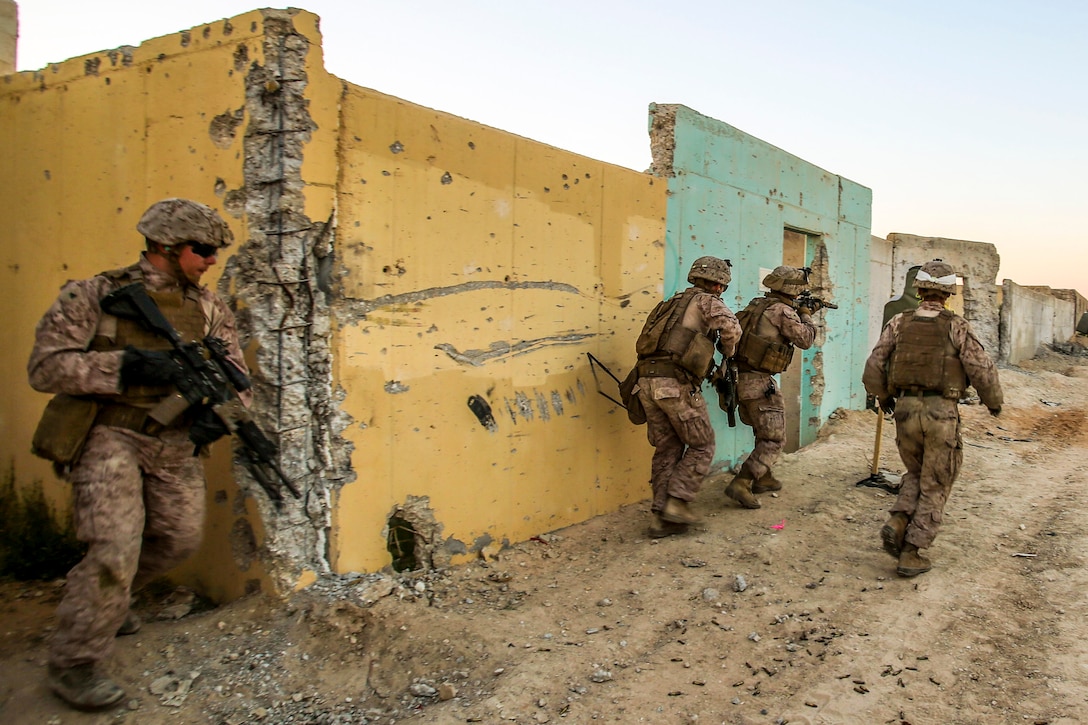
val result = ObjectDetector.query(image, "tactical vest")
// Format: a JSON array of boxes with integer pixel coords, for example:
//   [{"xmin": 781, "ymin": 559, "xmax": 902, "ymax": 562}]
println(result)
[
  {"xmin": 734, "ymin": 296, "xmax": 795, "ymax": 374},
  {"xmin": 30, "ymin": 265, "xmax": 210, "ymax": 463},
  {"xmin": 635, "ymin": 288, "xmax": 717, "ymax": 379},
  {"xmin": 89, "ymin": 265, "xmax": 208, "ymax": 409},
  {"xmin": 888, "ymin": 310, "xmax": 966, "ymax": 399}
]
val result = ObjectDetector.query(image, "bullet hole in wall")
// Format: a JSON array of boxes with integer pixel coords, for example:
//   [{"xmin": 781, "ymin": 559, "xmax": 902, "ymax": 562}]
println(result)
[{"xmin": 467, "ymin": 395, "xmax": 497, "ymax": 432}]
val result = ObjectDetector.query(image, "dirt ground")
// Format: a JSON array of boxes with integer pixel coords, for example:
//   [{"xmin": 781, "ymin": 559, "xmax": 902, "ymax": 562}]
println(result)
[{"xmin": 3, "ymin": 347, "xmax": 1088, "ymax": 725}]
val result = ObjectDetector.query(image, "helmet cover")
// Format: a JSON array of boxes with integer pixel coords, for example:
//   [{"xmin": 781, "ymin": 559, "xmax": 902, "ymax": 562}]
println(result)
[
  {"xmin": 762, "ymin": 265, "xmax": 809, "ymax": 296},
  {"xmin": 136, "ymin": 198, "xmax": 233, "ymax": 249},
  {"xmin": 913, "ymin": 259, "xmax": 957, "ymax": 294},
  {"xmin": 687, "ymin": 256, "xmax": 732, "ymax": 287}
]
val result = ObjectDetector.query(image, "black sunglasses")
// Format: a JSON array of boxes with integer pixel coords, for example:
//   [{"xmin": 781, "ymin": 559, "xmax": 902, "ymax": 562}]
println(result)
[{"xmin": 187, "ymin": 242, "xmax": 219, "ymax": 258}]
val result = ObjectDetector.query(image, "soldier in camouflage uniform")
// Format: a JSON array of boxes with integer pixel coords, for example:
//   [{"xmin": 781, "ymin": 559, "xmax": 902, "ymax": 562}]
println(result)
[
  {"xmin": 633, "ymin": 257, "xmax": 741, "ymax": 537},
  {"xmin": 725, "ymin": 266, "xmax": 817, "ymax": 509},
  {"xmin": 863, "ymin": 259, "xmax": 1003, "ymax": 577},
  {"xmin": 28, "ymin": 199, "xmax": 246, "ymax": 710}
]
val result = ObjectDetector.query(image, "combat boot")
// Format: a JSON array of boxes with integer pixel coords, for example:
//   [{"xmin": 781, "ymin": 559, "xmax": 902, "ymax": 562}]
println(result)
[
  {"xmin": 47, "ymin": 663, "xmax": 125, "ymax": 711},
  {"xmin": 648, "ymin": 513, "xmax": 689, "ymax": 539},
  {"xmin": 751, "ymin": 472, "xmax": 782, "ymax": 494},
  {"xmin": 880, "ymin": 513, "xmax": 908, "ymax": 557},
  {"xmin": 661, "ymin": 496, "xmax": 703, "ymax": 525},
  {"xmin": 896, "ymin": 543, "xmax": 932, "ymax": 578},
  {"xmin": 116, "ymin": 611, "xmax": 141, "ymax": 636},
  {"xmin": 725, "ymin": 475, "xmax": 760, "ymax": 509}
]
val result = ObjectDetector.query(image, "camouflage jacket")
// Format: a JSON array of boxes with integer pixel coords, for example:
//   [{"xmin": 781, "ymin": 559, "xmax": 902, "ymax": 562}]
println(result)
[
  {"xmin": 863, "ymin": 300, "xmax": 1003, "ymax": 409},
  {"xmin": 27, "ymin": 254, "xmax": 248, "ymax": 401}
]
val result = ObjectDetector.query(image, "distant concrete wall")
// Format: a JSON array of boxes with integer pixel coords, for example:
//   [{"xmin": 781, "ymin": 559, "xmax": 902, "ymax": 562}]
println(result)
[
  {"xmin": 1000, "ymin": 281, "xmax": 1076, "ymax": 364},
  {"xmin": 869, "ymin": 235, "xmax": 893, "ymax": 348},
  {"xmin": 887, "ymin": 234, "xmax": 1000, "ymax": 354},
  {"xmin": 1032, "ymin": 288, "xmax": 1088, "ymax": 338}
]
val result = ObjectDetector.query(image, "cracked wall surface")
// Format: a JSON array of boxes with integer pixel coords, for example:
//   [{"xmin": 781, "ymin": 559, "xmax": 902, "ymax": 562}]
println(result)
[
  {"xmin": 5, "ymin": 6, "xmax": 887, "ymax": 589},
  {"xmin": 0, "ymin": 7, "xmax": 663, "ymax": 584},
  {"xmin": 330, "ymin": 85, "xmax": 665, "ymax": 573},
  {"xmin": 1000, "ymin": 281, "xmax": 1076, "ymax": 364},
  {"xmin": 220, "ymin": 9, "xmax": 350, "ymax": 590},
  {"xmin": 648, "ymin": 103, "xmax": 871, "ymax": 462}
]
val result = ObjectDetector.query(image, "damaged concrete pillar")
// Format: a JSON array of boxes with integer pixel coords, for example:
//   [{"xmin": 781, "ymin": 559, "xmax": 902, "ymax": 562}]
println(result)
[{"xmin": 220, "ymin": 9, "xmax": 350, "ymax": 590}]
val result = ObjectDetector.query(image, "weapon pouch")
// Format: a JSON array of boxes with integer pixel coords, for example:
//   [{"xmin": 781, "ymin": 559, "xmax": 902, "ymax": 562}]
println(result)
[
  {"xmin": 31, "ymin": 394, "xmax": 100, "ymax": 466},
  {"xmin": 739, "ymin": 333, "xmax": 793, "ymax": 374},
  {"xmin": 667, "ymin": 326, "xmax": 716, "ymax": 379},
  {"xmin": 735, "ymin": 297, "xmax": 794, "ymax": 374},
  {"xmin": 619, "ymin": 367, "xmax": 646, "ymax": 425}
]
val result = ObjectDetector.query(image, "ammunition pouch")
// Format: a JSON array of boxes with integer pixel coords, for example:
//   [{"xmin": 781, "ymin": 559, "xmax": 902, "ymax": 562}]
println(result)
[
  {"xmin": 661, "ymin": 325, "xmax": 716, "ymax": 380},
  {"xmin": 737, "ymin": 333, "xmax": 794, "ymax": 374},
  {"xmin": 31, "ymin": 394, "xmax": 101, "ymax": 466}
]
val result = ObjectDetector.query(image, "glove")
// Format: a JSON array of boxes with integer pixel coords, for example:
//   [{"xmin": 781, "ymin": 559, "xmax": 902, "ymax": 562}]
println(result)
[
  {"xmin": 189, "ymin": 406, "xmax": 231, "ymax": 448},
  {"xmin": 988, "ymin": 406, "xmax": 1001, "ymax": 417},
  {"xmin": 879, "ymin": 397, "xmax": 896, "ymax": 415},
  {"xmin": 120, "ymin": 346, "xmax": 183, "ymax": 387}
]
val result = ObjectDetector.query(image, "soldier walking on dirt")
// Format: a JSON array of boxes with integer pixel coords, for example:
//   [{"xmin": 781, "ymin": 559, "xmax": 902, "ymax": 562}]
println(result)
[
  {"xmin": 632, "ymin": 257, "xmax": 741, "ymax": 537},
  {"xmin": 863, "ymin": 259, "xmax": 1003, "ymax": 577},
  {"xmin": 27, "ymin": 199, "xmax": 246, "ymax": 710},
  {"xmin": 724, "ymin": 266, "xmax": 818, "ymax": 508}
]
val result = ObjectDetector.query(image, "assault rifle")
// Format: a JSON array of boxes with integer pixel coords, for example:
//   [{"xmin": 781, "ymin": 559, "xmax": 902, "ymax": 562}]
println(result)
[
  {"xmin": 100, "ymin": 283, "xmax": 301, "ymax": 503},
  {"xmin": 796, "ymin": 291, "xmax": 839, "ymax": 312},
  {"xmin": 708, "ymin": 358, "xmax": 738, "ymax": 427}
]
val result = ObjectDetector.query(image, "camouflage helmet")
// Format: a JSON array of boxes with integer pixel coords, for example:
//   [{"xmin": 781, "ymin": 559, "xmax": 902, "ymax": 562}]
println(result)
[
  {"xmin": 762, "ymin": 265, "xmax": 809, "ymax": 296},
  {"xmin": 687, "ymin": 256, "xmax": 732, "ymax": 287},
  {"xmin": 913, "ymin": 259, "xmax": 957, "ymax": 295},
  {"xmin": 136, "ymin": 198, "xmax": 233, "ymax": 249}
]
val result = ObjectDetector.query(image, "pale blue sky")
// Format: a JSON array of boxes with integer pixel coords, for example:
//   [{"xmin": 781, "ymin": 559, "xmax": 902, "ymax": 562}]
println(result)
[{"xmin": 14, "ymin": 1, "xmax": 1087, "ymax": 291}]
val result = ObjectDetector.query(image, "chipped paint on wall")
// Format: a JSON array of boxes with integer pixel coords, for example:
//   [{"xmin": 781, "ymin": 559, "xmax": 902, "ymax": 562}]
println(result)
[
  {"xmin": 0, "ymin": 9, "xmax": 353, "ymax": 600},
  {"xmin": 650, "ymin": 103, "xmax": 871, "ymax": 463},
  {"xmin": 1, "ymin": 7, "xmax": 666, "ymax": 591},
  {"xmin": 331, "ymin": 85, "xmax": 665, "ymax": 574}
]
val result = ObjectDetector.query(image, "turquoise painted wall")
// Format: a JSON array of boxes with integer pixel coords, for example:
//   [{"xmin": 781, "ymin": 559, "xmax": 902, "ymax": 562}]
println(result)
[{"xmin": 654, "ymin": 104, "xmax": 872, "ymax": 467}]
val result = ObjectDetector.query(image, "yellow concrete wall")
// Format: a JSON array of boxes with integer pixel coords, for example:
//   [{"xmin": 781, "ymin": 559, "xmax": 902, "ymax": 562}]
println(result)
[
  {"xmin": 331, "ymin": 86, "xmax": 664, "ymax": 572},
  {"xmin": 0, "ymin": 0, "xmax": 15, "ymax": 76},
  {"xmin": 1, "ymin": 6, "xmax": 664, "ymax": 593},
  {"xmin": 0, "ymin": 10, "xmax": 306, "ymax": 602}
]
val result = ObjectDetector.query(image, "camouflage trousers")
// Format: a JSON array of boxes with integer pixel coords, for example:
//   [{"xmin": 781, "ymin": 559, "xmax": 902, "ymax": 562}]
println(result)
[
  {"xmin": 637, "ymin": 375, "xmax": 715, "ymax": 513},
  {"xmin": 891, "ymin": 396, "xmax": 963, "ymax": 549},
  {"xmin": 737, "ymin": 372, "xmax": 785, "ymax": 481},
  {"xmin": 49, "ymin": 424, "xmax": 206, "ymax": 668}
]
